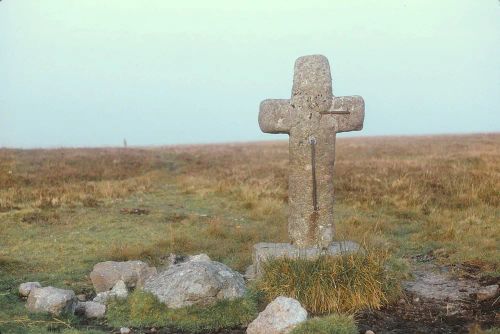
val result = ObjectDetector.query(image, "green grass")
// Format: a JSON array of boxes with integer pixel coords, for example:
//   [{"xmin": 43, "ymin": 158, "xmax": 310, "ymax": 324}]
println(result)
[
  {"xmin": 290, "ymin": 314, "xmax": 358, "ymax": 334},
  {"xmin": 107, "ymin": 290, "xmax": 259, "ymax": 333}
]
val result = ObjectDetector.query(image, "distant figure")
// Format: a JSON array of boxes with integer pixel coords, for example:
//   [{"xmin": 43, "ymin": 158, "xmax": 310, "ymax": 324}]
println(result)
[{"xmin": 123, "ymin": 138, "xmax": 128, "ymax": 148}]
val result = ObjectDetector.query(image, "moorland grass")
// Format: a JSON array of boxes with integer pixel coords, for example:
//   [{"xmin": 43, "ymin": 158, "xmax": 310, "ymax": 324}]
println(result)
[
  {"xmin": 0, "ymin": 134, "xmax": 498, "ymax": 332},
  {"xmin": 290, "ymin": 314, "xmax": 358, "ymax": 334},
  {"xmin": 257, "ymin": 251, "xmax": 403, "ymax": 315}
]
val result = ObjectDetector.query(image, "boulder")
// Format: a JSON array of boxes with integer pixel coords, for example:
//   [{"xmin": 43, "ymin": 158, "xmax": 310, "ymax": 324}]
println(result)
[
  {"xmin": 143, "ymin": 256, "xmax": 246, "ymax": 308},
  {"xmin": 90, "ymin": 260, "xmax": 157, "ymax": 292},
  {"xmin": 26, "ymin": 286, "xmax": 77, "ymax": 315},
  {"xmin": 246, "ymin": 296, "xmax": 307, "ymax": 334},
  {"xmin": 19, "ymin": 282, "xmax": 42, "ymax": 297},
  {"xmin": 76, "ymin": 301, "xmax": 106, "ymax": 318},
  {"xmin": 477, "ymin": 284, "xmax": 499, "ymax": 302},
  {"xmin": 93, "ymin": 280, "xmax": 129, "ymax": 304}
]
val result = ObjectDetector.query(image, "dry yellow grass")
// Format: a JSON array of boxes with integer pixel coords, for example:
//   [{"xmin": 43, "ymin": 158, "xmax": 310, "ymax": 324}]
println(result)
[
  {"xmin": 172, "ymin": 134, "xmax": 500, "ymax": 272},
  {"xmin": 0, "ymin": 134, "xmax": 498, "ymax": 333},
  {"xmin": 0, "ymin": 148, "xmax": 164, "ymax": 210}
]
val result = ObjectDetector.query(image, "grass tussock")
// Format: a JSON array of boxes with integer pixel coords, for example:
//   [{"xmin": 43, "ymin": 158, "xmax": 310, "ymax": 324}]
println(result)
[
  {"xmin": 107, "ymin": 290, "xmax": 259, "ymax": 333},
  {"xmin": 290, "ymin": 314, "xmax": 358, "ymax": 334},
  {"xmin": 258, "ymin": 251, "xmax": 401, "ymax": 315}
]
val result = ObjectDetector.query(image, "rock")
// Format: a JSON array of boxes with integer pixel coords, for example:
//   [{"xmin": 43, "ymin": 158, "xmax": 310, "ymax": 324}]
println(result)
[
  {"xmin": 90, "ymin": 260, "xmax": 157, "ymax": 292},
  {"xmin": 143, "ymin": 257, "xmax": 246, "ymax": 308},
  {"xmin": 188, "ymin": 253, "xmax": 211, "ymax": 262},
  {"xmin": 76, "ymin": 301, "xmax": 106, "ymax": 318},
  {"xmin": 26, "ymin": 286, "xmax": 77, "ymax": 315},
  {"xmin": 93, "ymin": 291, "xmax": 112, "ymax": 304},
  {"xmin": 246, "ymin": 296, "xmax": 307, "ymax": 334},
  {"xmin": 365, "ymin": 331, "xmax": 375, "ymax": 334},
  {"xmin": 404, "ymin": 270, "xmax": 480, "ymax": 302},
  {"xmin": 477, "ymin": 284, "xmax": 499, "ymax": 302},
  {"xmin": 244, "ymin": 264, "xmax": 256, "ymax": 281},
  {"xmin": 93, "ymin": 280, "xmax": 129, "ymax": 304},
  {"xmin": 252, "ymin": 241, "xmax": 360, "ymax": 278},
  {"xmin": 120, "ymin": 327, "xmax": 131, "ymax": 334},
  {"xmin": 19, "ymin": 282, "xmax": 42, "ymax": 297},
  {"xmin": 111, "ymin": 280, "xmax": 128, "ymax": 299},
  {"xmin": 76, "ymin": 294, "xmax": 87, "ymax": 301}
]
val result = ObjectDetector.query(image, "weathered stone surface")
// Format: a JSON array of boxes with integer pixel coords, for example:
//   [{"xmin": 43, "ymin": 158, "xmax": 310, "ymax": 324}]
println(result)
[
  {"xmin": 93, "ymin": 279, "xmax": 128, "ymax": 304},
  {"xmin": 246, "ymin": 296, "xmax": 307, "ymax": 334},
  {"xmin": 259, "ymin": 54, "xmax": 365, "ymax": 248},
  {"xmin": 404, "ymin": 270, "xmax": 480, "ymax": 302},
  {"xmin": 120, "ymin": 328, "xmax": 131, "ymax": 334},
  {"xmin": 90, "ymin": 260, "xmax": 157, "ymax": 292},
  {"xmin": 188, "ymin": 253, "xmax": 211, "ymax": 262},
  {"xmin": 143, "ymin": 257, "xmax": 246, "ymax": 308},
  {"xmin": 477, "ymin": 284, "xmax": 499, "ymax": 302},
  {"xmin": 26, "ymin": 286, "xmax": 77, "ymax": 315},
  {"xmin": 251, "ymin": 241, "xmax": 360, "ymax": 277},
  {"xmin": 244, "ymin": 264, "xmax": 256, "ymax": 281},
  {"xmin": 76, "ymin": 301, "xmax": 106, "ymax": 318},
  {"xmin": 76, "ymin": 294, "xmax": 87, "ymax": 301},
  {"xmin": 19, "ymin": 282, "xmax": 41, "ymax": 297}
]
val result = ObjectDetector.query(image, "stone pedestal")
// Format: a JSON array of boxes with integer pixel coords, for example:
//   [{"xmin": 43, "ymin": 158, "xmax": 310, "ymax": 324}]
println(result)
[{"xmin": 248, "ymin": 241, "xmax": 360, "ymax": 279}]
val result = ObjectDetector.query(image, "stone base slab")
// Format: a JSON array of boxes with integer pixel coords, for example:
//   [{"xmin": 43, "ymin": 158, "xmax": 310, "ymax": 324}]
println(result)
[{"xmin": 249, "ymin": 241, "xmax": 360, "ymax": 279}]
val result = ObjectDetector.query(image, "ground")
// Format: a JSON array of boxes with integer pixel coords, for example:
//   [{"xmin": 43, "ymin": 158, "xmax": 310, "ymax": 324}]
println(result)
[{"xmin": 0, "ymin": 134, "xmax": 498, "ymax": 333}]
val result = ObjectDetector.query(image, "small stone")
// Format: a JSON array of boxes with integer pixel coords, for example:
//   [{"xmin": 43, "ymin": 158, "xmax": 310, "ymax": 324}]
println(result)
[
  {"xmin": 120, "ymin": 327, "xmax": 131, "ymax": 334},
  {"xmin": 365, "ymin": 331, "xmax": 375, "ymax": 334},
  {"xmin": 244, "ymin": 264, "xmax": 256, "ymax": 281},
  {"xmin": 246, "ymin": 296, "xmax": 307, "ymax": 334},
  {"xmin": 19, "ymin": 282, "xmax": 42, "ymax": 297},
  {"xmin": 477, "ymin": 284, "xmax": 499, "ymax": 302},
  {"xmin": 93, "ymin": 291, "xmax": 112, "ymax": 304},
  {"xmin": 90, "ymin": 260, "xmax": 157, "ymax": 292},
  {"xmin": 111, "ymin": 280, "xmax": 128, "ymax": 300},
  {"xmin": 76, "ymin": 301, "xmax": 106, "ymax": 318},
  {"xmin": 26, "ymin": 286, "xmax": 77, "ymax": 315},
  {"xmin": 76, "ymin": 294, "xmax": 87, "ymax": 301},
  {"xmin": 92, "ymin": 280, "xmax": 128, "ymax": 304},
  {"xmin": 413, "ymin": 297, "xmax": 420, "ymax": 303}
]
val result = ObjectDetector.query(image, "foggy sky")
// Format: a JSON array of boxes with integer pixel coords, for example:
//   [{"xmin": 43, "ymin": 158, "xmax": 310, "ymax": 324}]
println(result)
[{"xmin": 1, "ymin": 0, "xmax": 499, "ymax": 147}]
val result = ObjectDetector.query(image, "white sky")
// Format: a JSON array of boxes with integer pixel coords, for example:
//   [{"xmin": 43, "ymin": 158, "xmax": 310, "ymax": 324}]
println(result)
[{"xmin": 1, "ymin": 0, "xmax": 499, "ymax": 147}]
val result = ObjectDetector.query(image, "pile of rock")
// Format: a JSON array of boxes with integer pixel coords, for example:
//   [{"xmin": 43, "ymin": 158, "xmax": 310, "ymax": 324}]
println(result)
[
  {"xmin": 18, "ymin": 253, "xmax": 315, "ymax": 334},
  {"xmin": 18, "ymin": 254, "xmax": 248, "ymax": 318},
  {"xmin": 19, "ymin": 259, "xmax": 156, "ymax": 319}
]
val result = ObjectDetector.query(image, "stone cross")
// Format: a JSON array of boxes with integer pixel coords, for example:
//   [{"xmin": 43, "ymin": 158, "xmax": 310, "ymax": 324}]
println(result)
[{"xmin": 259, "ymin": 55, "xmax": 365, "ymax": 249}]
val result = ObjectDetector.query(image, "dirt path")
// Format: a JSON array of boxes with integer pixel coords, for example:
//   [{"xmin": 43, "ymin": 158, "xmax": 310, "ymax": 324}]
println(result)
[{"xmin": 357, "ymin": 263, "xmax": 499, "ymax": 334}]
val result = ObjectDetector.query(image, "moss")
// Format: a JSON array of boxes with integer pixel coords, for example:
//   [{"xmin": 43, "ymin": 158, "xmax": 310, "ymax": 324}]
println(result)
[
  {"xmin": 290, "ymin": 314, "xmax": 358, "ymax": 334},
  {"xmin": 107, "ymin": 290, "xmax": 259, "ymax": 333}
]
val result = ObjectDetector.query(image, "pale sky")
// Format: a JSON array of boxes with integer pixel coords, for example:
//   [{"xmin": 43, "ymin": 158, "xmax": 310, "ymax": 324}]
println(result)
[{"xmin": 1, "ymin": 0, "xmax": 499, "ymax": 148}]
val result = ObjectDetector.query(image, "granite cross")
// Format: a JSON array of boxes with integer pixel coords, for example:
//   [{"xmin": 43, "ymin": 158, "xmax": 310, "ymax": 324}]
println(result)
[{"xmin": 258, "ymin": 55, "xmax": 365, "ymax": 249}]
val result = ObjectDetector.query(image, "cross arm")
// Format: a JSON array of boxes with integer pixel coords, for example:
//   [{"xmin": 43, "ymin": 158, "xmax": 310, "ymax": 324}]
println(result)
[
  {"xmin": 258, "ymin": 99, "xmax": 292, "ymax": 134},
  {"xmin": 331, "ymin": 95, "xmax": 365, "ymax": 133}
]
